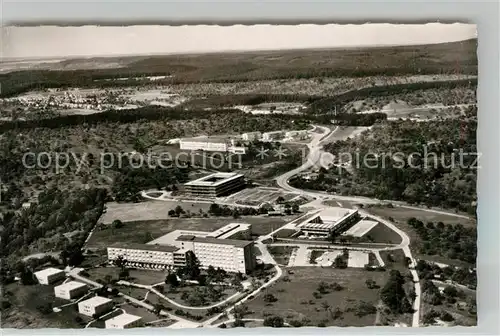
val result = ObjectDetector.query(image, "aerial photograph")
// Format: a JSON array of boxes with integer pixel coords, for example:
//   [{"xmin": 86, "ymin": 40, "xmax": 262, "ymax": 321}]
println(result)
[{"xmin": 0, "ymin": 23, "xmax": 477, "ymax": 329}]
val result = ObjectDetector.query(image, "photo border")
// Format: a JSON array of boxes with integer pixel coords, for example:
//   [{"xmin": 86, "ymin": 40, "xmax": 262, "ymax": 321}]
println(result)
[{"xmin": 1, "ymin": 1, "xmax": 498, "ymax": 335}]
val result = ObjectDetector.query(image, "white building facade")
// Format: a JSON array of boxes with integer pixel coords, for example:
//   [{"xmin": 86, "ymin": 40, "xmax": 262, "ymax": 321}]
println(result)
[
  {"xmin": 54, "ymin": 281, "xmax": 88, "ymax": 300},
  {"xmin": 78, "ymin": 296, "xmax": 114, "ymax": 317},
  {"xmin": 107, "ymin": 244, "xmax": 176, "ymax": 270},
  {"xmin": 176, "ymin": 236, "xmax": 255, "ymax": 273},
  {"xmin": 241, "ymin": 132, "xmax": 262, "ymax": 141},
  {"xmin": 34, "ymin": 267, "xmax": 65, "ymax": 285},
  {"xmin": 262, "ymin": 131, "xmax": 284, "ymax": 142},
  {"xmin": 105, "ymin": 313, "xmax": 143, "ymax": 329}
]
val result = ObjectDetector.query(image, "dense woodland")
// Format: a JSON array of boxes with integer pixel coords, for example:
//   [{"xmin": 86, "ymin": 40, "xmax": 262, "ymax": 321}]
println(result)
[
  {"xmin": 0, "ymin": 187, "xmax": 107, "ymax": 283},
  {"xmin": 408, "ymin": 218, "xmax": 476, "ymax": 264}
]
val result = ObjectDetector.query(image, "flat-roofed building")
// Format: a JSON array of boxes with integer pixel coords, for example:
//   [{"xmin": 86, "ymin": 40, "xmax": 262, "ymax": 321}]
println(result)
[
  {"xmin": 107, "ymin": 243, "xmax": 177, "ymax": 270},
  {"xmin": 297, "ymin": 207, "xmax": 360, "ymax": 237},
  {"xmin": 180, "ymin": 137, "xmax": 229, "ymax": 152},
  {"xmin": 176, "ymin": 235, "xmax": 256, "ymax": 274},
  {"xmin": 34, "ymin": 267, "xmax": 65, "ymax": 285},
  {"xmin": 54, "ymin": 281, "xmax": 88, "ymax": 300},
  {"xmin": 78, "ymin": 296, "xmax": 113, "ymax": 317},
  {"xmin": 343, "ymin": 219, "xmax": 379, "ymax": 237},
  {"xmin": 262, "ymin": 131, "xmax": 284, "ymax": 142},
  {"xmin": 207, "ymin": 223, "xmax": 252, "ymax": 240},
  {"xmin": 285, "ymin": 130, "xmax": 309, "ymax": 138},
  {"xmin": 184, "ymin": 172, "xmax": 245, "ymax": 198},
  {"xmin": 241, "ymin": 131, "xmax": 262, "ymax": 141},
  {"xmin": 105, "ymin": 313, "xmax": 143, "ymax": 329}
]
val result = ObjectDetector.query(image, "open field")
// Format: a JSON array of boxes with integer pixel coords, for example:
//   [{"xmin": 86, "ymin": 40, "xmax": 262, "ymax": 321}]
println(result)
[
  {"xmin": 380, "ymin": 249, "xmax": 409, "ymax": 272},
  {"xmin": 87, "ymin": 216, "xmax": 296, "ymax": 248},
  {"xmin": 244, "ymin": 267, "xmax": 402, "ymax": 327},
  {"xmin": 362, "ymin": 222, "xmax": 403, "ymax": 245},
  {"xmin": 101, "ymin": 201, "xmax": 212, "ymax": 224},
  {"xmin": 225, "ymin": 187, "xmax": 305, "ymax": 206},
  {"xmin": 86, "ymin": 266, "xmax": 165, "ymax": 286}
]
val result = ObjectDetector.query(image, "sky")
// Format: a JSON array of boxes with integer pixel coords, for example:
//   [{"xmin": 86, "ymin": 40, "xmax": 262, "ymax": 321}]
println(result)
[{"xmin": 2, "ymin": 23, "xmax": 477, "ymax": 59}]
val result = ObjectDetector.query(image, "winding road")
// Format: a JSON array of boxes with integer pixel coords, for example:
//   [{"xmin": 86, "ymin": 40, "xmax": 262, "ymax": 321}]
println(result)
[{"xmin": 275, "ymin": 125, "xmax": 422, "ymax": 327}]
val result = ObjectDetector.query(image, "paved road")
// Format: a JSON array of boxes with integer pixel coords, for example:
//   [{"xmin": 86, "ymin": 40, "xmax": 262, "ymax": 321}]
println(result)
[
  {"xmin": 274, "ymin": 125, "xmax": 422, "ymax": 327},
  {"xmin": 117, "ymin": 280, "xmax": 247, "ymax": 311}
]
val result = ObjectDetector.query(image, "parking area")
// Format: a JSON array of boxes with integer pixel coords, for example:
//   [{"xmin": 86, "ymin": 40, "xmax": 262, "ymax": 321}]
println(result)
[{"xmin": 347, "ymin": 251, "xmax": 369, "ymax": 268}]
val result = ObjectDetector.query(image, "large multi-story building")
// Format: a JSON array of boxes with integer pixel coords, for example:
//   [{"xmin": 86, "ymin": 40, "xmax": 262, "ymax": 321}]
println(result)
[
  {"xmin": 107, "ymin": 224, "xmax": 256, "ymax": 274},
  {"xmin": 176, "ymin": 236, "xmax": 255, "ymax": 274},
  {"xmin": 241, "ymin": 131, "xmax": 262, "ymax": 141},
  {"xmin": 297, "ymin": 207, "xmax": 360, "ymax": 237},
  {"xmin": 179, "ymin": 137, "xmax": 246, "ymax": 154},
  {"xmin": 262, "ymin": 131, "xmax": 284, "ymax": 142},
  {"xmin": 78, "ymin": 296, "xmax": 114, "ymax": 317},
  {"xmin": 34, "ymin": 267, "xmax": 65, "ymax": 285},
  {"xmin": 105, "ymin": 313, "xmax": 143, "ymax": 329},
  {"xmin": 54, "ymin": 281, "xmax": 88, "ymax": 300},
  {"xmin": 184, "ymin": 172, "xmax": 245, "ymax": 198},
  {"xmin": 107, "ymin": 243, "xmax": 178, "ymax": 270}
]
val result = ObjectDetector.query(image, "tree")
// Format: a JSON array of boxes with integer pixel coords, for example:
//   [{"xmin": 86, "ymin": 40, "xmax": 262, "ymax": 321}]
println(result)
[
  {"xmin": 443, "ymin": 285, "xmax": 458, "ymax": 298},
  {"xmin": 263, "ymin": 293, "xmax": 277, "ymax": 303},
  {"xmin": 232, "ymin": 319, "xmax": 245, "ymax": 328},
  {"xmin": 104, "ymin": 274, "xmax": 113, "ymax": 284},
  {"xmin": 334, "ymin": 255, "xmax": 347, "ymax": 269},
  {"xmin": 174, "ymin": 205, "xmax": 184, "ymax": 216},
  {"xmin": 168, "ymin": 209, "xmax": 177, "ymax": 217},
  {"xmin": 219, "ymin": 323, "xmax": 227, "ymax": 328},
  {"xmin": 118, "ymin": 268, "xmax": 129, "ymax": 279},
  {"xmin": 182, "ymin": 251, "xmax": 201, "ymax": 280},
  {"xmin": 380, "ymin": 270, "xmax": 412, "ymax": 314},
  {"xmin": 153, "ymin": 303, "xmax": 165, "ymax": 316},
  {"xmin": 209, "ymin": 203, "xmax": 221, "ymax": 216},
  {"xmin": 112, "ymin": 219, "xmax": 124, "ymax": 228},
  {"xmin": 166, "ymin": 273, "xmax": 179, "ymax": 287},
  {"xmin": 19, "ymin": 266, "xmax": 37, "ymax": 285},
  {"xmin": 365, "ymin": 279, "xmax": 377, "ymax": 289},
  {"xmin": 276, "ymin": 196, "xmax": 285, "ymax": 204},
  {"xmin": 113, "ymin": 255, "xmax": 127, "ymax": 270},
  {"xmin": 263, "ymin": 315, "xmax": 284, "ymax": 328}
]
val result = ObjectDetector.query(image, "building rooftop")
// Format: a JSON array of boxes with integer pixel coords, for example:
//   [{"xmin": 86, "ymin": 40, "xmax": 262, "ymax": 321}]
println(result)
[
  {"xmin": 34, "ymin": 267, "xmax": 64, "ymax": 278},
  {"xmin": 180, "ymin": 136, "xmax": 230, "ymax": 144},
  {"xmin": 263, "ymin": 130, "xmax": 284, "ymax": 135},
  {"xmin": 176, "ymin": 235, "xmax": 253, "ymax": 248},
  {"xmin": 80, "ymin": 296, "xmax": 113, "ymax": 306},
  {"xmin": 54, "ymin": 281, "xmax": 87, "ymax": 291},
  {"xmin": 106, "ymin": 313, "xmax": 142, "ymax": 326},
  {"xmin": 109, "ymin": 243, "xmax": 178, "ymax": 253},
  {"xmin": 184, "ymin": 172, "xmax": 244, "ymax": 187},
  {"xmin": 208, "ymin": 223, "xmax": 252, "ymax": 239},
  {"xmin": 298, "ymin": 208, "xmax": 358, "ymax": 231}
]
